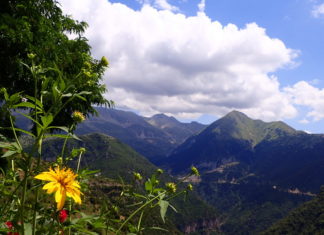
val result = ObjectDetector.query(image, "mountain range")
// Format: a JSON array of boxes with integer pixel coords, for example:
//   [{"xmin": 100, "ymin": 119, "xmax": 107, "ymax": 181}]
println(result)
[
  {"xmin": 76, "ymin": 108, "xmax": 324, "ymax": 234},
  {"xmin": 15, "ymin": 107, "xmax": 324, "ymax": 234},
  {"xmin": 161, "ymin": 110, "xmax": 324, "ymax": 233},
  {"xmin": 76, "ymin": 107, "xmax": 206, "ymax": 163}
]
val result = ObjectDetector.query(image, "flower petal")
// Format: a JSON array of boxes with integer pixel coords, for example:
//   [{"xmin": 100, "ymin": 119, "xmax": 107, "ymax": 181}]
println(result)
[
  {"xmin": 43, "ymin": 182, "xmax": 59, "ymax": 194},
  {"xmin": 35, "ymin": 172, "xmax": 57, "ymax": 182},
  {"xmin": 67, "ymin": 189, "xmax": 82, "ymax": 204},
  {"xmin": 55, "ymin": 187, "xmax": 66, "ymax": 211}
]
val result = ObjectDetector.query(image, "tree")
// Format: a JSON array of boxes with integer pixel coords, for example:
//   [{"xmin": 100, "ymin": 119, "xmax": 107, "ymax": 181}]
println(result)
[{"xmin": 0, "ymin": 0, "xmax": 112, "ymax": 132}]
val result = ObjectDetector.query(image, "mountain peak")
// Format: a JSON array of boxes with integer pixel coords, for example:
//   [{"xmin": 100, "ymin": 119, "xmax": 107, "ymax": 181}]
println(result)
[
  {"xmin": 151, "ymin": 113, "xmax": 178, "ymax": 122},
  {"xmin": 225, "ymin": 110, "xmax": 249, "ymax": 118},
  {"xmin": 207, "ymin": 111, "xmax": 296, "ymax": 146}
]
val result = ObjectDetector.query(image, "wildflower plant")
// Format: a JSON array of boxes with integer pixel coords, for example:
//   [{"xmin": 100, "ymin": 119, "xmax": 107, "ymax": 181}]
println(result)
[{"xmin": 0, "ymin": 55, "xmax": 197, "ymax": 234}]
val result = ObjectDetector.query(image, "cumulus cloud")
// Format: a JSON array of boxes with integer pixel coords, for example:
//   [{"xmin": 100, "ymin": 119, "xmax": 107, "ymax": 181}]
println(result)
[
  {"xmin": 59, "ymin": 0, "xmax": 299, "ymax": 121},
  {"xmin": 312, "ymin": 3, "xmax": 324, "ymax": 17},
  {"xmin": 285, "ymin": 81, "xmax": 324, "ymax": 121}
]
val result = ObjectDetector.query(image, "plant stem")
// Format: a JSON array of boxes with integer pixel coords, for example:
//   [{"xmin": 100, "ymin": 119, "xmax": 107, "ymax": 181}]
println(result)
[
  {"xmin": 32, "ymin": 137, "xmax": 43, "ymax": 235},
  {"xmin": 20, "ymin": 163, "xmax": 29, "ymax": 235},
  {"xmin": 60, "ymin": 136, "xmax": 69, "ymax": 165},
  {"xmin": 116, "ymin": 192, "xmax": 165, "ymax": 234},
  {"xmin": 76, "ymin": 151, "xmax": 83, "ymax": 174},
  {"xmin": 9, "ymin": 114, "xmax": 22, "ymax": 150}
]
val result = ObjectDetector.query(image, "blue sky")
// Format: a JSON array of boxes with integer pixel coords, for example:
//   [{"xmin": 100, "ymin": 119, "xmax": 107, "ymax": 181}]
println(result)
[{"xmin": 60, "ymin": 0, "xmax": 324, "ymax": 133}]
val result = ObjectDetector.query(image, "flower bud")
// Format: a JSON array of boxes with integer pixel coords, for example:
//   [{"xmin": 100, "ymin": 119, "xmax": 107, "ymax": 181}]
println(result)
[
  {"xmin": 72, "ymin": 111, "xmax": 85, "ymax": 123},
  {"xmin": 101, "ymin": 56, "xmax": 109, "ymax": 66},
  {"xmin": 27, "ymin": 53, "xmax": 36, "ymax": 59},
  {"xmin": 133, "ymin": 172, "xmax": 142, "ymax": 181},
  {"xmin": 56, "ymin": 156, "xmax": 63, "ymax": 164},
  {"xmin": 59, "ymin": 209, "xmax": 68, "ymax": 223},
  {"xmin": 190, "ymin": 166, "xmax": 200, "ymax": 176},
  {"xmin": 166, "ymin": 182, "xmax": 177, "ymax": 193}
]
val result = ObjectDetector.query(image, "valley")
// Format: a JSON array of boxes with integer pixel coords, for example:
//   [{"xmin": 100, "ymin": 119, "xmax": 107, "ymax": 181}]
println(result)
[{"xmin": 72, "ymin": 108, "xmax": 324, "ymax": 234}]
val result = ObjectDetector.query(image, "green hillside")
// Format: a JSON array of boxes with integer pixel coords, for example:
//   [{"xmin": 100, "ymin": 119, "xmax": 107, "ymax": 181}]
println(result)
[
  {"xmin": 263, "ymin": 186, "xmax": 324, "ymax": 234},
  {"xmin": 41, "ymin": 133, "xmax": 221, "ymax": 234}
]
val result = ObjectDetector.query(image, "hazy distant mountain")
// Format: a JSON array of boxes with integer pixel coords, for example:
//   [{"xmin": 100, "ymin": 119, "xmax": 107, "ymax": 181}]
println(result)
[
  {"xmin": 76, "ymin": 107, "xmax": 206, "ymax": 162},
  {"xmin": 145, "ymin": 113, "xmax": 206, "ymax": 144},
  {"xmin": 163, "ymin": 110, "xmax": 324, "ymax": 234}
]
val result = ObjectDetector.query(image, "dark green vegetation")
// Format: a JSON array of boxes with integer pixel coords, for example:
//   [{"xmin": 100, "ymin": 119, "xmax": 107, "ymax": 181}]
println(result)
[
  {"xmin": 21, "ymin": 108, "xmax": 324, "ymax": 234},
  {"xmin": 41, "ymin": 132, "xmax": 221, "ymax": 234},
  {"xmin": 161, "ymin": 111, "xmax": 324, "ymax": 234},
  {"xmin": 0, "ymin": 0, "xmax": 111, "ymax": 132},
  {"xmin": 76, "ymin": 107, "xmax": 206, "ymax": 162},
  {"xmin": 263, "ymin": 186, "xmax": 324, "ymax": 234}
]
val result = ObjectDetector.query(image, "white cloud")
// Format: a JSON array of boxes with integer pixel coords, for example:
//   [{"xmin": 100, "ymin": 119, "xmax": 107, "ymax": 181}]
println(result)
[
  {"xmin": 154, "ymin": 0, "xmax": 179, "ymax": 11},
  {"xmin": 312, "ymin": 3, "xmax": 324, "ymax": 17},
  {"xmin": 59, "ymin": 0, "xmax": 299, "ymax": 121},
  {"xmin": 136, "ymin": 0, "xmax": 178, "ymax": 11},
  {"xmin": 285, "ymin": 81, "xmax": 324, "ymax": 121},
  {"xmin": 299, "ymin": 119, "xmax": 310, "ymax": 124},
  {"xmin": 198, "ymin": 0, "xmax": 205, "ymax": 13}
]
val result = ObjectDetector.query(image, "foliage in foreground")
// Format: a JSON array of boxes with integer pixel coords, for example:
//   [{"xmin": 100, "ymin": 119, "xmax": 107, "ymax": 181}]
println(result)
[
  {"xmin": 0, "ymin": 57, "xmax": 196, "ymax": 234},
  {"xmin": 0, "ymin": 0, "xmax": 112, "ymax": 136}
]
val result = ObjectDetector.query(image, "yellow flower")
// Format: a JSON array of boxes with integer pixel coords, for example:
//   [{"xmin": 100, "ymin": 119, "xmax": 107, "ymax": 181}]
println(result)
[{"xmin": 35, "ymin": 167, "xmax": 82, "ymax": 210}]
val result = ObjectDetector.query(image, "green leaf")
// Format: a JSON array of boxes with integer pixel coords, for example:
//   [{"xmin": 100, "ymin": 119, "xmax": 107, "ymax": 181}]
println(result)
[
  {"xmin": 15, "ymin": 111, "xmax": 43, "ymax": 127},
  {"xmin": 77, "ymin": 91, "xmax": 92, "ymax": 95},
  {"xmin": 12, "ymin": 128, "xmax": 35, "ymax": 137},
  {"xmin": 1, "ymin": 150, "xmax": 17, "ymax": 158},
  {"xmin": 41, "ymin": 114, "xmax": 53, "ymax": 128},
  {"xmin": 92, "ymin": 220, "xmax": 106, "ymax": 229},
  {"xmin": 145, "ymin": 180, "xmax": 153, "ymax": 192},
  {"xmin": 1, "ymin": 87, "xmax": 9, "ymax": 101},
  {"xmin": 13, "ymin": 101, "xmax": 42, "ymax": 111},
  {"xmin": 24, "ymin": 223, "xmax": 32, "ymax": 234},
  {"xmin": 9, "ymin": 92, "xmax": 22, "ymax": 104},
  {"xmin": 168, "ymin": 203, "xmax": 178, "ymax": 213},
  {"xmin": 147, "ymin": 227, "xmax": 169, "ymax": 232},
  {"xmin": 133, "ymin": 193, "xmax": 147, "ymax": 200},
  {"xmin": 62, "ymin": 93, "xmax": 73, "ymax": 97},
  {"xmin": 44, "ymin": 134, "xmax": 71, "ymax": 139},
  {"xmin": 74, "ymin": 94, "xmax": 87, "ymax": 101},
  {"xmin": 25, "ymin": 95, "xmax": 43, "ymax": 108},
  {"xmin": 159, "ymin": 200, "xmax": 169, "ymax": 223},
  {"xmin": 71, "ymin": 133, "xmax": 82, "ymax": 141},
  {"xmin": 48, "ymin": 126, "xmax": 70, "ymax": 133},
  {"xmin": 0, "ymin": 141, "xmax": 12, "ymax": 148},
  {"xmin": 71, "ymin": 148, "xmax": 81, "ymax": 158}
]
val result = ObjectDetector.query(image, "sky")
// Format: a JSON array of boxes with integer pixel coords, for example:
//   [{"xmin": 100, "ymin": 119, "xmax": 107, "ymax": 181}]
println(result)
[{"xmin": 59, "ymin": 0, "xmax": 324, "ymax": 133}]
